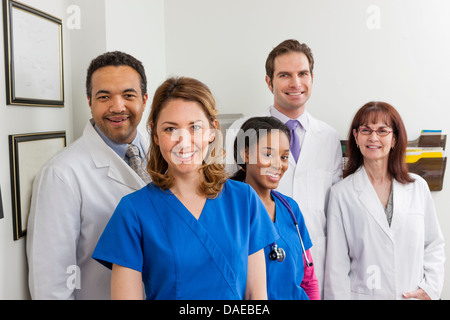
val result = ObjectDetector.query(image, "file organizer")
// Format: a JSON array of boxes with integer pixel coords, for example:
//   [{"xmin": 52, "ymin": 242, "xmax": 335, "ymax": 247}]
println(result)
[{"xmin": 407, "ymin": 130, "xmax": 446, "ymax": 191}]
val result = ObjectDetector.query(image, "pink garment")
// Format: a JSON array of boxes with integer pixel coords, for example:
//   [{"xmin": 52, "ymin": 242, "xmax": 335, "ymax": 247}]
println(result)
[{"xmin": 300, "ymin": 249, "xmax": 320, "ymax": 300}]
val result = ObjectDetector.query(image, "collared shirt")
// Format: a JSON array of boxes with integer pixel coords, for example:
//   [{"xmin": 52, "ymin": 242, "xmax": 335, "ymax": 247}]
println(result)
[
  {"xmin": 93, "ymin": 123, "xmax": 146, "ymax": 165},
  {"xmin": 384, "ymin": 189, "xmax": 394, "ymax": 227},
  {"xmin": 270, "ymin": 105, "xmax": 309, "ymax": 149}
]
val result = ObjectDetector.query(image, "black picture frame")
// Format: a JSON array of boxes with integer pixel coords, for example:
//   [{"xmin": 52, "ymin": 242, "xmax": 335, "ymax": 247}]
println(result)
[
  {"xmin": 9, "ymin": 131, "xmax": 66, "ymax": 240},
  {"xmin": 3, "ymin": 0, "xmax": 64, "ymax": 107},
  {"xmin": 0, "ymin": 187, "xmax": 4, "ymax": 220}
]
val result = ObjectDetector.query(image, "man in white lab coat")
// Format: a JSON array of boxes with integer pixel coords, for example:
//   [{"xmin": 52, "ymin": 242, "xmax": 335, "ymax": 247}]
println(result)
[
  {"xmin": 226, "ymin": 40, "xmax": 342, "ymax": 297},
  {"xmin": 27, "ymin": 51, "xmax": 150, "ymax": 299}
]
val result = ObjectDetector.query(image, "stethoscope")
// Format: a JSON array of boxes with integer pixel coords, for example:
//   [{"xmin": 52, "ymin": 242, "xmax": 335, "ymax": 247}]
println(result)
[{"xmin": 268, "ymin": 190, "xmax": 313, "ymax": 268}]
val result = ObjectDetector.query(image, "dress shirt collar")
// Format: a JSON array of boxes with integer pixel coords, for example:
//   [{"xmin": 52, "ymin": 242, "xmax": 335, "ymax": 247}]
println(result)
[
  {"xmin": 269, "ymin": 105, "xmax": 310, "ymax": 131},
  {"xmin": 93, "ymin": 122, "xmax": 144, "ymax": 160}
]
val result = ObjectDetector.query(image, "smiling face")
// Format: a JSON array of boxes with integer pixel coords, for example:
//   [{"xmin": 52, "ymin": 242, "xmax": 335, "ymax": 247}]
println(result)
[
  {"xmin": 88, "ymin": 65, "xmax": 148, "ymax": 144},
  {"xmin": 353, "ymin": 121, "xmax": 396, "ymax": 164},
  {"xmin": 265, "ymin": 51, "xmax": 313, "ymax": 118},
  {"xmin": 152, "ymin": 98, "xmax": 217, "ymax": 178},
  {"xmin": 244, "ymin": 131, "xmax": 290, "ymax": 194}
]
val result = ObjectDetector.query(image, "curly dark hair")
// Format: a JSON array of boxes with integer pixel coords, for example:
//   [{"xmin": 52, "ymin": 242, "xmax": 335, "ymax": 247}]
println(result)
[{"xmin": 85, "ymin": 51, "xmax": 147, "ymax": 99}]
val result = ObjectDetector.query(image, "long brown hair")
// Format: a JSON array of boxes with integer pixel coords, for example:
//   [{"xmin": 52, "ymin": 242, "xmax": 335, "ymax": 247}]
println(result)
[
  {"xmin": 147, "ymin": 77, "xmax": 227, "ymax": 198},
  {"xmin": 344, "ymin": 101, "xmax": 414, "ymax": 184}
]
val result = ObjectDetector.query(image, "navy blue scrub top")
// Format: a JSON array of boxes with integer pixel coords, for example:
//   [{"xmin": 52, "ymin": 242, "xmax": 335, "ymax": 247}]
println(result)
[{"xmin": 93, "ymin": 180, "xmax": 278, "ymax": 300}]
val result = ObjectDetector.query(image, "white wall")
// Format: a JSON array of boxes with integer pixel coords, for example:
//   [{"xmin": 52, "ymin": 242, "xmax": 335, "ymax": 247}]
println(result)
[
  {"xmin": 164, "ymin": 0, "xmax": 450, "ymax": 298},
  {"xmin": 69, "ymin": 0, "xmax": 107, "ymax": 139},
  {"xmin": 70, "ymin": 0, "xmax": 167, "ymax": 139},
  {"xmin": 0, "ymin": 0, "xmax": 74, "ymax": 299},
  {"xmin": 104, "ymin": 0, "xmax": 166, "ymax": 135}
]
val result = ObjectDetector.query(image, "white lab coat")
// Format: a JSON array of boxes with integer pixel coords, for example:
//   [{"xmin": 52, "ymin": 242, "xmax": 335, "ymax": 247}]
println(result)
[
  {"xmin": 27, "ymin": 119, "xmax": 149, "ymax": 299},
  {"xmin": 225, "ymin": 108, "xmax": 342, "ymax": 295},
  {"xmin": 324, "ymin": 166, "xmax": 445, "ymax": 300}
]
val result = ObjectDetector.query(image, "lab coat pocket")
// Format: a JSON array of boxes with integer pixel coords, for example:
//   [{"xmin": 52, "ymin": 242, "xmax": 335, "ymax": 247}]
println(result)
[{"xmin": 405, "ymin": 212, "xmax": 425, "ymax": 238}]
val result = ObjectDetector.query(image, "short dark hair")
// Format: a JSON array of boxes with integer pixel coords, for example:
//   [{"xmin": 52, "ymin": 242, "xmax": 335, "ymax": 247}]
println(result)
[
  {"xmin": 85, "ymin": 51, "xmax": 147, "ymax": 99},
  {"xmin": 265, "ymin": 39, "xmax": 314, "ymax": 84}
]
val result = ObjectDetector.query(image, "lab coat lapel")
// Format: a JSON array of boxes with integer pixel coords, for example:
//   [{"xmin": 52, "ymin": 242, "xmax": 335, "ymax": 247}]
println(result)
[
  {"xmin": 157, "ymin": 190, "xmax": 240, "ymax": 298},
  {"xmin": 295, "ymin": 114, "xmax": 320, "ymax": 171},
  {"xmin": 84, "ymin": 120, "xmax": 146, "ymax": 191},
  {"xmin": 354, "ymin": 167, "xmax": 392, "ymax": 240}
]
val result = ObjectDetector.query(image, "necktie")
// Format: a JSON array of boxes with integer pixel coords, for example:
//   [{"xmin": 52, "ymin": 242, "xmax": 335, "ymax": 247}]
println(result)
[
  {"xmin": 126, "ymin": 144, "xmax": 151, "ymax": 184},
  {"xmin": 286, "ymin": 119, "xmax": 300, "ymax": 163}
]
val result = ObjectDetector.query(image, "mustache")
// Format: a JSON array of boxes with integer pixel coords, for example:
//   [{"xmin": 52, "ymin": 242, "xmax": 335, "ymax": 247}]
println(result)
[
  {"xmin": 104, "ymin": 112, "xmax": 132, "ymax": 122},
  {"xmin": 104, "ymin": 112, "xmax": 131, "ymax": 117}
]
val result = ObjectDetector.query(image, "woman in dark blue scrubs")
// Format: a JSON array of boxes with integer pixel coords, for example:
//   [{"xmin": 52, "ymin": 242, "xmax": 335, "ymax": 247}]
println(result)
[
  {"xmin": 93, "ymin": 77, "xmax": 277, "ymax": 300},
  {"xmin": 231, "ymin": 116, "xmax": 320, "ymax": 300}
]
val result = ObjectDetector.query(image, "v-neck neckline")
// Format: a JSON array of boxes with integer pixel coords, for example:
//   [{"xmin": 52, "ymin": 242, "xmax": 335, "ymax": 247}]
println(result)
[{"xmin": 167, "ymin": 189, "xmax": 209, "ymax": 221}]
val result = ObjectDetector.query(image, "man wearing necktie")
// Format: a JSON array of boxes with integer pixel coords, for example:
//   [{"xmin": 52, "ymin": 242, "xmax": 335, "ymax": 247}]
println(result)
[
  {"xmin": 126, "ymin": 144, "xmax": 151, "ymax": 184},
  {"xmin": 27, "ymin": 51, "xmax": 151, "ymax": 300},
  {"xmin": 227, "ymin": 40, "xmax": 342, "ymax": 298},
  {"xmin": 285, "ymin": 119, "xmax": 301, "ymax": 163}
]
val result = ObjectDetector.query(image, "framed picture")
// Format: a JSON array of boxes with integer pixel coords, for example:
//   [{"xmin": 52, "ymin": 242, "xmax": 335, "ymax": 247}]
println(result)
[
  {"xmin": 0, "ymin": 187, "xmax": 4, "ymax": 220},
  {"xmin": 3, "ymin": 0, "xmax": 64, "ymax": 107},
  {"xmin": 9, "ymin": 131, "xmax": 66, "ymax": 240}
]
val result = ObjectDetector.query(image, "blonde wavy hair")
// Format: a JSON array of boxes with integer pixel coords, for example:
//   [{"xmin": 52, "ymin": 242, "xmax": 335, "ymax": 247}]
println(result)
[{"xmin": 147, "ymin": 77, "xmax": 227, "ymax": 198}]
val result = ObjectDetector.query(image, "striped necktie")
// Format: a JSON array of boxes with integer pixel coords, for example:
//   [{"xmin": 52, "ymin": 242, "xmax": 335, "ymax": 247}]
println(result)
[{"xmin": 126, "ymin": 144, "xmax": 151, "ymax": 184}]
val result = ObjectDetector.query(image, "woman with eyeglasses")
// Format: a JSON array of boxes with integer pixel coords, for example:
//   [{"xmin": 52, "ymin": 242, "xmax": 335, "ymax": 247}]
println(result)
[{"xmin": 324, "ymin": 101, "xmax": 445, "ymax": 300}]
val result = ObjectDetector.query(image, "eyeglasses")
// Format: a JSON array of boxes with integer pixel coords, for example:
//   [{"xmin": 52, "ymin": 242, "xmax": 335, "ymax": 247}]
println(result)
[{"xmin": 358, "ymin": 127, "xmax": 393, "ymax": 137}]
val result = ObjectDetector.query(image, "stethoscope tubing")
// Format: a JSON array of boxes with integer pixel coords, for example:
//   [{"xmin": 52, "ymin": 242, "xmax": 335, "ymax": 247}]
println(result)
[{"xmin": 271, "ymin": 190, "xmax": 313, "ymax": 267}]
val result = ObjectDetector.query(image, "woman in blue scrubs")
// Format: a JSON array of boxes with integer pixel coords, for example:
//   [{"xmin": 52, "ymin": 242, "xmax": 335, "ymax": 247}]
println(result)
[
  {"xmin": 231, "ymin": 116, "xmax": 320, "ymax": 300},
  {"xmin": 93, "ymin": 77, "xmax": 277, "ymax": 300}
]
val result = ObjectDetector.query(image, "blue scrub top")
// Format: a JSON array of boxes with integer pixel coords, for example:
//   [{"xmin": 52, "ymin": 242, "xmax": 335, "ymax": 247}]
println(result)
[
  {"xmin": 264, "ymin": 192, "xmax": 312, "ymax": 300},
  {"xmin": 93, "ymin": 179, "xmax": 278, "ymax": 300}
]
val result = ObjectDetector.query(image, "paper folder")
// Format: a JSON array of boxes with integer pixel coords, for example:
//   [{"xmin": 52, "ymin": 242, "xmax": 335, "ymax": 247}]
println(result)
[{"xmin": 406, "ymin": 147, "xmax": 444, "ymax": 163}]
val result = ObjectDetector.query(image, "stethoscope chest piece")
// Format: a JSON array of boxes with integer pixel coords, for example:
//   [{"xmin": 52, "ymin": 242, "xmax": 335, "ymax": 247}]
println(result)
[{"xmin": 269, "ymin": 243, "xmax": 286, "ymax": 262}]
